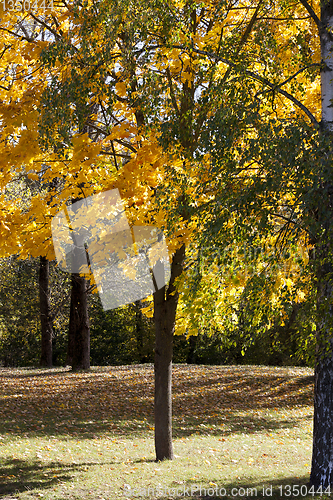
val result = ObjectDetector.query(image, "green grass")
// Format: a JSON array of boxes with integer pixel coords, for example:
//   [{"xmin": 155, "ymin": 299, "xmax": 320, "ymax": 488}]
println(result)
[{"xmin": 0, "ymin": 364, "xmax": 323, "ymax": 499}]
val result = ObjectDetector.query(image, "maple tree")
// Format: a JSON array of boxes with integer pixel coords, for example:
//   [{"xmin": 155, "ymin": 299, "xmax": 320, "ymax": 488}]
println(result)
[{"xmin": 0, "ymin": 0, "xmax": 331, "ymax": 481}]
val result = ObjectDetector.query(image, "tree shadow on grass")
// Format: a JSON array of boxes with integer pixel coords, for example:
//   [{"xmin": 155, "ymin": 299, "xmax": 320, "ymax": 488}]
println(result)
[
  {"xmin": 0, "ymin": 456, "xmax": 119, "ymax": 497},
  {"xmin": 0, "ymin": 365, "xmax": 314, "ymax": 441},
  {"xmin": 0, "ymin": 457, "xmax": 76, "ymax": 497},
  {"xmin": 166, "ymin": 475, "xmax": 318, "ymax": 500},
  {"xmin": 173, "ymin": 412, "xmax": 313, "ymax": 438},
  {"xmin": 0, "ymin": 411, "xmax": 312, "ymax": 442},
  {"xmin": 0, "ymin": 367, "xmax": 72, "ymax": 379}
]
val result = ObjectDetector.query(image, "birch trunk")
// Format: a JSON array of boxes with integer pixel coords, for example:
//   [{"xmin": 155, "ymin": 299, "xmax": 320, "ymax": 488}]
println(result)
[{"xmin": 310, "ymin": 0, "xmax": 333, "ymax": 487}]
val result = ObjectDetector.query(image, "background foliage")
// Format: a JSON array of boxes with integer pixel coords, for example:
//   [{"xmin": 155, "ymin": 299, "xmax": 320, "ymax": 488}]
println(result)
[{"xmin": 0, "ymin": 257, "xmax": 315, "ymax": 368}]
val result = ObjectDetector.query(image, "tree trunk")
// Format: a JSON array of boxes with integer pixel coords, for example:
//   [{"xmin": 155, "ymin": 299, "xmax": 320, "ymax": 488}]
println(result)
[
  {"xmin": 39, "ymin": 256, "xmax": 53, "ymax": 368},
  {"xmin": 71, "ymin": 273, "xmax": 90, "ymax": 371},
  {"xmin": 67, "ymin": 187, "xmax": 91, "ymax": 371},
  {"xmin": 320, "ymin": 0, "xmax": 333, "ymax": 131},
  {"xmin": 310, "ymin": 0, "xmax": 333, "ymax": 487},
  {"xmin": 310, "ymin": 238, "xmax": 333, "ymax": 487},
  {"xmin": 65, "ymin": 295, "xmax": 75, "ymax": 366},
  {"xmin": 310, "ymin": 299, "xmax": 333, "ymax": 487},
  {"xmin": 187, "ymin": 335, "xmax": 198, "ymax": 364},
  {"xmin": 134, "ymin": 300, "xmax": 146, "ymax": 363},
  {"xmin": 154, "ymin": 244, "xmax": 185, "ymax": 461}
]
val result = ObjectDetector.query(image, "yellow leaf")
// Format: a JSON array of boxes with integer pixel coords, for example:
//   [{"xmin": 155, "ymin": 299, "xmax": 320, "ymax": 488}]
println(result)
[{"xmin": 115, "ymin": 82, "xmax": 127, "ymax": 97}]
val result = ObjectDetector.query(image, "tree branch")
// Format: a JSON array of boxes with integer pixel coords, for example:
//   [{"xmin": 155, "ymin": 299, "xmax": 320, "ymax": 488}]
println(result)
[
  {"xmin": 0, "ymin": 27, "xmax": 34, "ymax": 43},
  {"xmin": 165, "ymin": 67, "xmax": 180, "ymax": 116},
  {"xmin": 278, "ymin": 63, "xmax": 321, "ymax": 88},
  {"xmin": 185, "ymin": 46, "xmax": 319, "ymax": 126},
  {"xmin": 298, "ymin": 0, "xmax": 321, "ymax": 29},
  {"xmin": 86, "ymin": 122, "xmax": 138, "ymax": 153},
  {"xmin": 28, "ymin": 13, "xmax": 62, "ymax": 41}
]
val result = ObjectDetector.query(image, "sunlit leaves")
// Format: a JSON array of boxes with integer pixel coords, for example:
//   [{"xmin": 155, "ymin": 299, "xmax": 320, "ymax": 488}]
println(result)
[{"xmin": 0, "ymin": 0, "xmax": 322, "ymax": 353}]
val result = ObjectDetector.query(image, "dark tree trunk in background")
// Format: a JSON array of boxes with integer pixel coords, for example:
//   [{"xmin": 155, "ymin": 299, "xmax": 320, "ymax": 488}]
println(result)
[
  {"xmin": 39, "ymin": 256, "xmax": 53, "ymax": 368},
  {"xmin": 66, "ymin": 295, "xmax": 75, "ymax": 366},
  {"xmin": 154, "ymin": 244, "xmax": 185, "ymax": 461},
  {"xmin": 187, "ymin": 335, "xmax": 197, "ymax": 364},
  {"xmin": 71, "ymin": 273, "xmax": 90, "ymax": 371},
  {"xmin": 134, "ymin": 300, "xmax": 145, "ymax": 362}
]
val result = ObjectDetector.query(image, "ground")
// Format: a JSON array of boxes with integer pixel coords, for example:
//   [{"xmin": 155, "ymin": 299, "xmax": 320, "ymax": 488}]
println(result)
[{"xmin": 0, "ymin": 364, "xmax": 319, "ymax": 499}]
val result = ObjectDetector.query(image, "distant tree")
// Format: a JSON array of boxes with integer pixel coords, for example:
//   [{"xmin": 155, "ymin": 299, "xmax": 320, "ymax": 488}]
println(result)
[
  {"xmin": 70, "ymin": 273, "xmax": 90, "ymax": 370},
  {"xmin": 39, "ymin": 256, "xmax": 53, "ymax": 367},
  {"xmin": 0, "ymin": 257, "xmax": 40, "ymax": 367}
]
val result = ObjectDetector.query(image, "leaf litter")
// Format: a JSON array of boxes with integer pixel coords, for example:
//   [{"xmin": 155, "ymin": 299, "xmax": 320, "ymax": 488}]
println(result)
[{"xmin": 0, "ymin": 365, "xmax": 314, "ymax": 499}]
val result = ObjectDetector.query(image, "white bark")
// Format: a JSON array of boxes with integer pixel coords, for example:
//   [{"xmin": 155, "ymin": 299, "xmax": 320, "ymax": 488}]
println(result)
[
  {"xmin": 321, "ymin": 11, "xmax": 333, "ymax": 130},
  {"xmin": 310, "ymin": 1, "xmax": 333, "ymax": 487}
]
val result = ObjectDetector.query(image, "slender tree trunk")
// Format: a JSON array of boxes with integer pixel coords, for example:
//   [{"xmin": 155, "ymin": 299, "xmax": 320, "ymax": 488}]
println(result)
[
  {"xmin": 310, "ymin": 0, "xmax": 333, "ymax": 487},
  {"xmin": 134, "ymin": 300, "xmax": 145, "ymax": 362},
  {"xmin": 71, "ymin": 273, "xmax": 90, "ymax": 371},
  {"xmin": 154, "ymin": 244, "xmax": 185, "ymax": 461},
  {"xmin": 187, "ymin": 335, "xmax": 197, "ymax": 364},
  {"xmin": 65, "ymin": 295, "xmax": 75, "ymax": 366},
  {"xmin": 39, "ymin": 256, "xmax": 53, "ymax": 368}
]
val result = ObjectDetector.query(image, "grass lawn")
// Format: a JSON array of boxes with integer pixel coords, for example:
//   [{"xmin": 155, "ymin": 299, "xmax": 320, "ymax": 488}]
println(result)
[{"xmin": 0, "ymin": 364, "xmax": 321, "ymax": 499}]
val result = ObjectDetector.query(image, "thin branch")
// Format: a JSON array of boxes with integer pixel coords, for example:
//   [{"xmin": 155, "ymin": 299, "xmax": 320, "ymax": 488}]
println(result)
[
  {"xmin": 0, "ymin": 84, "xmax": 11, "ymax": 91},
  {"xmin": 87, "ymin": 122, "xmax": 138, "ymax": 153},
  {"xmin": 113, "ymin": 138, "xmax": 137, "ymax": 153},
  {"xmin": 111, "ymin": 141, "xmax": 119, "ymax": 170},
  {"xmin": 298, "ymin": 0, "xmax": 321, "ymax": 29},
  {"xmin": 154, "ymin": 41, "xmax": 319, "ymax": 125},
  {"xmin": 268, "ymin": 85, "xmax": 318, "ymax": 125},
  {"xmin": 187, "ymin": 46, "xmax": 319, "ymax": 126},
  {"xmin": 219, "ymin": 0, "xmax": 264, "ymax": 87},
  {"xmin": 270, "ymin": 212, "xmax": 302, "ymax": 226},
  {"xmin": 237, "ymin": 0, "xmax": 264, "ymax": 53},
  {"xmin": 100, "ymin": 148, "xmax": 131, "ymax": 160},
  {"xmin": 51, "ymin": 14, "xmax": 64, "ymax": 37},
  {"xmin": 0, "ymin": 45, "xmax": 11, "ymax": 61},
  {"xmin": 260, "ymin": 16, "xmax": 311, "ymax": 21},
  {"xmin": 28, "ymin": 13, "xmax": 62, "ymax": 41},
  {"xmin": 18, "ymin": 20, "xmax": 37, "ymax": 42},
  {"xmin": 278, "ymin": 63, "xmax": 321, "ymax": 88},
  {"xmin": 0, "ymin": 27, "xmax": 34, "ymax": 43},
  {"xmin": 165, "ymin": 67, "xmax": 180, "ymax": 116}
]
